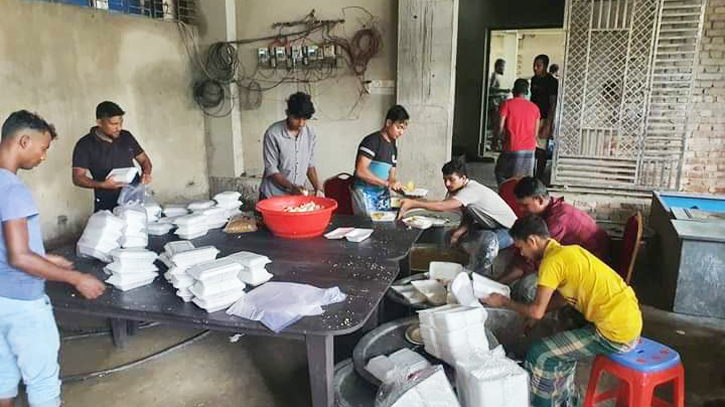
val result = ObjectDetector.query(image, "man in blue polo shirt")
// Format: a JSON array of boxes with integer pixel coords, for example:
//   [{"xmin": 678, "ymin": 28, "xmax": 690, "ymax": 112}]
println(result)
[{"xmin": 0, "ymin": 111, "xmax": 105, "ymax": 407}]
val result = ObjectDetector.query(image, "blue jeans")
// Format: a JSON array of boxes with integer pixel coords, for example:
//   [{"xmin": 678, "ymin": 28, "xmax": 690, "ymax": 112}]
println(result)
[
  {"xmin": 0, "ymin": 295, "xmax": 61, "ymax": 407},
  {"xmin": 455, "ymin": 226, "xmax": 512, "ymax": 275}
]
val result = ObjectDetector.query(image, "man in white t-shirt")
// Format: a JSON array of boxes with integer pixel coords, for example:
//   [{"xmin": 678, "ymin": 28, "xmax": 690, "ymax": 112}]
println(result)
[{"xmin": 399, "ymin": 158, "xmax": 518, "ymax": 274}]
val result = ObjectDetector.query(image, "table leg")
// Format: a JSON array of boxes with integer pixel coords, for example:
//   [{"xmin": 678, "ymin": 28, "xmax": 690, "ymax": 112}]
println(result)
[
  {"xmin": 305, "ymin": 334, "xmax": 334, "ymax": 407},
  {"xmin": 127, "ymin": 320, "xmax": 140, "ymax": 336},
  {"xmin": 111, "ymin": 318, "xmax": 129, "ymax": 349}
]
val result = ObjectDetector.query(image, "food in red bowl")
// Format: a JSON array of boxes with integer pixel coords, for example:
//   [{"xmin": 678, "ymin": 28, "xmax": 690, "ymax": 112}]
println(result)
[{"xmin": 256, "ymin": 196, "xmax": 338, "ymax": 238}]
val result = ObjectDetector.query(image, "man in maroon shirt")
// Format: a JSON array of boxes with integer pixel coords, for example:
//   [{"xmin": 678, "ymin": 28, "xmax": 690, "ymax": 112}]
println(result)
[
  {"xmin": 498, "ymin": 176, "xmax": 611, "ymax": 301},
  {"xmin": 495, "ymin": 79, "xmax": 540, "ymax": 185}
]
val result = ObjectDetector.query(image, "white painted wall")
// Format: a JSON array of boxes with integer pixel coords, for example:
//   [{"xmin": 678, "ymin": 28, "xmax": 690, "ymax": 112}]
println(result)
[
  {"xmin": 232, "ymin": 0, "xmax": 398, "ymax": 182},
  {"xmin": 0, "ymin": 0, "xmax": 208, "ymax": 243}
]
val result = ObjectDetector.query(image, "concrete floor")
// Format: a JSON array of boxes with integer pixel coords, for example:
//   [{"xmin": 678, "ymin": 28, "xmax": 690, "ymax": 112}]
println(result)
[{"xmin": 43, "ymin": 295, "xmax": 725, "ymax": 407}]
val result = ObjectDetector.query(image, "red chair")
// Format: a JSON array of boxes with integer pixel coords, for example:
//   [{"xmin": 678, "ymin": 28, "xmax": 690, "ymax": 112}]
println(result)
[
  {"xmin": 584, "ymin": 337, "xmax": 685, "ymax": 407},
  {"xmin": 498, "ymin": 178, "xmax": 526, "ymax": 218},
  {"xmin": 323, "ymin": 173, "xmax": 354, "ymax": 215},
  {"xmin": 618, "ymin": 212, "xmax": 643, "ymax": 284}
]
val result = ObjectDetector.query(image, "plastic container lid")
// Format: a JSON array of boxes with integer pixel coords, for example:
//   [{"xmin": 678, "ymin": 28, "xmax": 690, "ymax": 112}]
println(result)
[{"xmin": 429, "ymin": 262, "xmax": 464, "ymax": 283}]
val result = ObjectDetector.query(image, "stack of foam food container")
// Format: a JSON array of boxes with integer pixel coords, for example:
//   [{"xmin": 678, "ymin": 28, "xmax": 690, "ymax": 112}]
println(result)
[
  {"xmin": 213, "ymin": 191, "xmax": 243, "ymax": 218},
  {"xmin": 104, "ymin": 248, "xmax": 159, "ymax": 291},
  {"xmin": 199, "ymin": 206, "xmax": 229, "ymax": 230},
  {"xmin": 365, "ymin": 348, "xmax": 432, "ymax": 383},
  {"xmin": 114, "ymin": 206, "xmax": 148, "ymax": 248},
  {"xmin": 163, "ymin": 204, "xmax": 189, "ymax": 218},
  {"xmin": 417, "ymin": 305, "xmax": 489, "ymax": 366},
  {"xmin": 455, "ymin": 346, "xmax": 529, "ymax": 407},
  {"xmin": 225, "ymin": 251, "xmax": 273, "ymax": 286},
  {"xmin": 158, "ymin": 241, "xmax": 194, "ymax": 271},
  {"xmin": 165, "ymin": 245, "xmax": 219, "ymax": 303},
  {"xmin": 187, "ymin": 258, "xmax": 246, "ymax": 312},
  {"xmin": 77, "ymin": 211, "xmax": 125, "ymax": 263},
  {"xmin": 173, "ymin": 213, "xmax": 209, "ymax": 240}
]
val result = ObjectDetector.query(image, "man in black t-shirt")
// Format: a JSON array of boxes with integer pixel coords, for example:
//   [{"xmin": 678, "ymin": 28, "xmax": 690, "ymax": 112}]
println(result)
[
  {"xmin": 72, "ymin": 101, "xmax": 153, "ymax": 212},
  {"xmin": 530, "ymin": 54, "xmax": 558, "ymax": 180}
]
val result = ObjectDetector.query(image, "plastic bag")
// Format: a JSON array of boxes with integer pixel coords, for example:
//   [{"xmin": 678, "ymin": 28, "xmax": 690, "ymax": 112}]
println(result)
[
  {"xmin": 117, "ymin": 183, "xmax": 146, "ymax": 206},
  {"xmin": 375, "ymin": 365, "xmax": 461, "ymax": 407},
  {"xmin": 226, "ymin": 282, "xmax": 346, "ymax": 333},
  {"xmin": 455, "ymin": 346, "xmax": 529, "ymax": 407}
]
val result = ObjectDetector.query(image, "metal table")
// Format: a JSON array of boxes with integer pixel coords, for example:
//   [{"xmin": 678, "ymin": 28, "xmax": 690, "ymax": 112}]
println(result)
[{"xmin": 47, "ymin": 215, "xmax": 423, "ymax": 407}]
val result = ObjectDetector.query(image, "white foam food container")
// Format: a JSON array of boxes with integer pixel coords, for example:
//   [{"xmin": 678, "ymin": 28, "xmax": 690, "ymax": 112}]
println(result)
[
  {"xmin": 423, "ymin": 342, "xmax": 473, "ymax": 366},
  {"xmin": 417, "ymin": 304, "xmax": 462, "ymax": 327},
  {"xmin": 173, "ymin": 213, "xmax": 207, "ymax": 226},
  {"xmin": 147, "ymin": 222, "xmax": 174, "ymax": 236},
  {"xmin": 167, "ymin": 266, "xmax": 190, "ymax": 277},
  {"xmin": 238, "ymin": 268, "xmax": 273, "ymax": 286},
  {"xmin": 324, "ymin": 227, "xmax": 355, "ymax": 240},
  {"xmin": 429, "ymin": 262, "xmax": 465, "ymax": 283},
  {"xmin": 77, "ymin": 244, "xmax": 114, "ymax": 263},
  {"xmin": 120, "ymin": 236, "xmax": 148, "ymax": 249},
  {"xmin": 105, "ymin": 261, "xmax": 158, "ymax": 274},
  {"xmin": 186, "ymin": 258, "xmax": 243, "ymax": 282},
  {"xmin": 472, "ymin": 274, "xmax": 511, "ymax": 299},
  {"xmin": 107, "ymin": 271, "xmax": 157, "ymax": 284},
  {"xmin": 430, "ymin": 306, "xmax": 486, "ymax": 331},
  {"xmin": 164, "ymin": 209, "xmax": 189, "ymax": 219},
  {"xmin": 402, "ymin": 216, "xmax": 433, "ymax": 230},
  {"xmin": 225, "ymin": 252, "xmax": 271, "ymax": 268},
  {"xmin": 77, "ymin": 238, "xmax": 120, "ymax": 257},
  {"xmin": 201, "ymin": 207, "xmax": 227, "ymax": 218},
  {"xmin": 345, "ymin": 228, "xmax": 374, "ymax": 243},
  {"xmin": 189, "ymin": 278, "xmax": 245, "ymax": 299},
  {"xmin": 164, "ymin": 241, "xmax": 196, "ymax": 257},
  {"xmin": 163, "ymin": 271, "xmax": 173, "ymax": 281},
  {"xmin": 177, "ymin": 290, "xmax": 194, "ymax": 302},
  {"xmin": 214, "ymin": 191, "xmax": 242, "ymax": 202},
  {"xmin": 206, "ymin": 220, "xmax": 229, "ymax": 230},
  {"xmin": 419, "ymin": 324, "xmax": 487, "ymax": 349},
  {"xmin": 192, "ymin": 290, "xmax": 245, "ymax": 312},
  {"xmin": 115, "ymin": 206, "xmax": 147, "ymax": 221},
  {"xmin": 388, "ymin": 348, "xmax": 431, "ymax": 375},
  {"xmin": 171, "ymin": 274, "xmax": 195, "ymax": 289},
  {"xmin": 80, "ymin": 227, "xmax": 123, "ymax": 242},
  {"xmin": 391, "ymin": 285, "xmax": 427, "ymax": 304},
  {"xmin": 86, "ymin": 210, "xmax": 126, "ymax": 231},
  {"xmin": 110, "ymin": 248, "xmax": 157, "ymax": 263},
  {"xmin": 175, "ymin": 224, "xmax": 209, "ymax": 235},
  {"xmin": 187, "ymin": 200, "xmax": 216, "ymax": 211},
  {"xmin": 106, "ymin": 167, "xmax": 139, "ymax": 183},
  {"xmin": 455, "ymin": 352, "xmax": 529, "ymax": 407},
  {"xmin": 410, "ymin": 280, "xmax": 447, "ymax": 305},
  {"xmin": 365, "ymin": 355, "xmax": 398, "ymax": 383},
  {"xmin": 170, "ymin": 246, "xmax": 219, "ymax": 268},
  {"xmin": 106, "ymin": 274, "xmax": 156, "ymax": 291},
  {"xmin": 216, "ymin": 200, "xmax": 241, "ymax": 210}
]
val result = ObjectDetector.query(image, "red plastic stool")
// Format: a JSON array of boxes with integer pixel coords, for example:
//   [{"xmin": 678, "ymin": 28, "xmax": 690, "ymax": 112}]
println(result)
[{"xmin": 584, "ymin": 337, "xmax": 684, "ymax": 407}]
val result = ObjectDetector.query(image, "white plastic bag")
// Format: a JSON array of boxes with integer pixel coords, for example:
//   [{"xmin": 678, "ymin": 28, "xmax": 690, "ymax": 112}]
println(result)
[
  {"xmin": 226, "ymin": 282, "xmax": 346, "ymax": 333},
  {"xmin": 375, "ymin": 365, "xmax": 461, "ymax": 407}
]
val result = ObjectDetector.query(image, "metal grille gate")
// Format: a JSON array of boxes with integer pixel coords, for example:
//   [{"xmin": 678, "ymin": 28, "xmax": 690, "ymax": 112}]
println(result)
[{"xmin": 554, "ymin": 0, "xmax": 707, "ymax": 190}]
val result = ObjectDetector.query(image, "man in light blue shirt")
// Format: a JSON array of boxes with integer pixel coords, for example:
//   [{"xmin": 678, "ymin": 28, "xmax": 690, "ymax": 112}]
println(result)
[
  {"xmin": 0, "ymin": 111, "xmax": 105, "ymax": 407},
  {"xmin": 259, "ymin": 92, "xmax": 323, "ymax": 199}
]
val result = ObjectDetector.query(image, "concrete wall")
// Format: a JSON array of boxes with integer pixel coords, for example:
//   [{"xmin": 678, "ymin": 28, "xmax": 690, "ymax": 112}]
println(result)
[
  {"xmin": 682, "ymin": 0, "xmax": 725, "ymax": 194},
  {"xmin": 232, "ymin": 0, "xmax": 397, "ymax": 184},
  {"xmin": 0, "ymin": 0, "xmax": 208, "ymax": 244}
]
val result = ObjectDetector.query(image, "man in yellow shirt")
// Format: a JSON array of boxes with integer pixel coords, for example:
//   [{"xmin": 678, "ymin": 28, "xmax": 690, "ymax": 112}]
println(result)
[{"xmin": 482, "ymin": 215, "xmax": 642, "ymax": 407}]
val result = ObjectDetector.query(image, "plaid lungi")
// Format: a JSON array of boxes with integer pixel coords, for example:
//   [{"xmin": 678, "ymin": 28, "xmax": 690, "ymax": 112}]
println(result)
[{"xmin": 525, "ymin": 324, "xmax": 636, "ymax": 407}]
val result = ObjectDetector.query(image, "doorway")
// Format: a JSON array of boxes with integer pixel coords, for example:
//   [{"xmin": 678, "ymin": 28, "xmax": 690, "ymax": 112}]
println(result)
[{"xmin": 481, "ymin": 29, "xmax": 566, "ymax": 157}]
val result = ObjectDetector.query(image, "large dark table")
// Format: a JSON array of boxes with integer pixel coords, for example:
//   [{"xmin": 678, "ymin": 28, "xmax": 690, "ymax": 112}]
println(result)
[{"xmin": 47, "ymin": 215, "xmax": 422, "ymax": 407}]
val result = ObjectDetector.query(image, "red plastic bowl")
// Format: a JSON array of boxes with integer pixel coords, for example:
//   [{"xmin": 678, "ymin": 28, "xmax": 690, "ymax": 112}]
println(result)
[{"xmin": 256, "ymin": 196, "xmax": 338, "ymax": 239}]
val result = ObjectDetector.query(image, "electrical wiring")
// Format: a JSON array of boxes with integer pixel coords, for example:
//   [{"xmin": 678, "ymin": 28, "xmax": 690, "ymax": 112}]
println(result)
[{"xmin": 180, "ymin": 7, "xmax": 382, "ymax": 118}]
